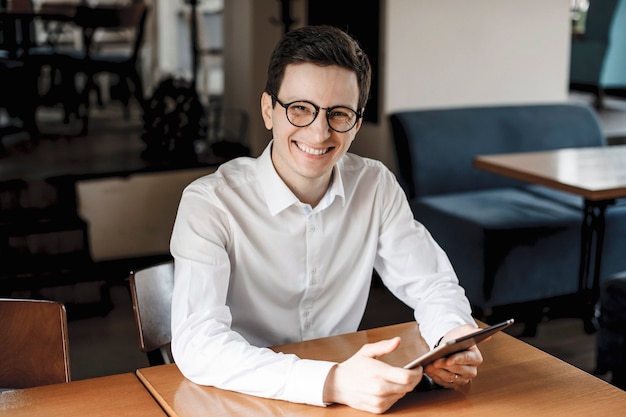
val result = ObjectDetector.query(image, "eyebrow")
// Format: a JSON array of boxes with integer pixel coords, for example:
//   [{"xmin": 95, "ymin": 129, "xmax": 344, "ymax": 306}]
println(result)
[{"xmin": 287, "ymin": 97, "xmax": 358, "ymax": 111}]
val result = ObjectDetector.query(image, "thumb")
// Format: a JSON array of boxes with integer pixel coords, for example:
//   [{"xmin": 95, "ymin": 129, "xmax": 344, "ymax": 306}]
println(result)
[{"xmin": 358, "ymin": 337, "xmax": 402, "ymax": 360}]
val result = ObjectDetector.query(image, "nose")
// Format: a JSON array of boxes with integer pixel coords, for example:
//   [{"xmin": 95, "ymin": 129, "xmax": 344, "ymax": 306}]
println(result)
[{"xmin": 307, "ymin": 110, "xmax": 332, "ymax": 141}]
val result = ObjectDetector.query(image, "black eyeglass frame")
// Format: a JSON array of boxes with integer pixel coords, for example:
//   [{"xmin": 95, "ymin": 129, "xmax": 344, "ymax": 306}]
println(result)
[{"xmin": 269, "ymin": 93, "xmax": 363, "ymax": 133}]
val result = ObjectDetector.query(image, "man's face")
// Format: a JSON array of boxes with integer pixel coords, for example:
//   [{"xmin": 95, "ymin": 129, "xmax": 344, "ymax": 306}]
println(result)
[{"xmin": 261, "ymin": 63, "xmax": 362, "ymax": 189}]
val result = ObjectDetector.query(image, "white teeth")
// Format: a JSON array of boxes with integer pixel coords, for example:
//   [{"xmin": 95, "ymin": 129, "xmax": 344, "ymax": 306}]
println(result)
[{"xmin": 297, "ymin": 142, "xmax": 328, "ymax": 155}]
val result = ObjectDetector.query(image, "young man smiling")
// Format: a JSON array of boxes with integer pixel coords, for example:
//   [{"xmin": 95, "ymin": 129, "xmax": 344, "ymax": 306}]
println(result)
[{"xmin": 170, "ymin": 25, "xmax": 481, "ymax": 414}]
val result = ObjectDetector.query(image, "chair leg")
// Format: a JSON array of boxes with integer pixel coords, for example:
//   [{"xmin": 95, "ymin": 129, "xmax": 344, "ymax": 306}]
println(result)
[
  {"xmin": 122, "ymin": 77, "xmax": 132, "ymax": 120},
  {"xmin": 109, "ymin": 73, "xmax": 139, "ymax": 120},
  {"xmin": 146, "ymin": 349, "xmax": 166, "ymax": 366},
  {"xmin": 129, "ymin": 68, "xmax": 145, "ymax": 115},
  {"xmin": 594, "ymin": 87, "xmax": 605, "ymax": 110},
  {"xmin": 613, "ymin": 368, "xmax": 626, "ymax": 390}
]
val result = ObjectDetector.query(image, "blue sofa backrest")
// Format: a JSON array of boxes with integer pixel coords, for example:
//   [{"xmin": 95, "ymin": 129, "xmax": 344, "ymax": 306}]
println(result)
[{"xmin": 389, "ymin": 103, "xmax": 606, "ymax": 198}]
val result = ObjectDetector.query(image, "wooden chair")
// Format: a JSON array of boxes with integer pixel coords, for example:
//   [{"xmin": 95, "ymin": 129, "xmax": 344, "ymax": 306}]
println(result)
[
  {"xmin": 0, "ymin": 298, "xmax": 71, "ymax": 389},
  {"xmin": 128, "ymin": 260, "xmax": 174, "ymax": 366}
]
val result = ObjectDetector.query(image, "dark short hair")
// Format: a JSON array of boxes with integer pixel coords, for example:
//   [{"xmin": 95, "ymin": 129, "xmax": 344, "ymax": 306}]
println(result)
[{"xmin": 265, "ymin": 25, "xmax": 372, "ymax": 111}]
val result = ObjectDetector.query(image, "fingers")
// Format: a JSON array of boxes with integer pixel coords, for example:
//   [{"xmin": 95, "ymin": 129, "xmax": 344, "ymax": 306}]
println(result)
[
  {"xmin": 354, "ymin": 337, "xmax": 423, "ymax": 386},
  {"xmin": 427, "ymin": 368, "xmax": 469, "ymax": 387},
  {"xmin": 426, "ymin": 345, "xmax": 483, "ymax": 387},
  {"xmin": 357, "ymin": 337, "xmax": 402, "ymax": 359},
  {"xmin": 445, "ymin": 345, "xmax": 483, "ymax": 368},
  {"xmin": 440, "ymin": 323, "xmax": 480, "ymax": 341}
]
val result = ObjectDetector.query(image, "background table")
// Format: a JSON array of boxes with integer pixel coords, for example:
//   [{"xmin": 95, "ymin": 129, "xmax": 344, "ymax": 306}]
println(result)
[
  {"xmin": 0, "ymin": 373, "xmax": 167, "ymax": 416},
  {"xmin": 473, "ymin": 145, "xmax": 626, "ymax": 201},
  {"xmin": 136, "ymin": 322, "xmax": 626, "ymax": 416},
  {"xmin": 474, "ymin": 145, "xmax": 626, "ymax": 330}
]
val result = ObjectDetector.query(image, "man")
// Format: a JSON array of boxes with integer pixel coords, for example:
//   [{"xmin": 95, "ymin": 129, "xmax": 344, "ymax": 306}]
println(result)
[{"xmin": 170, "ymin": 25, "xmax": 481, "ymax": 414}]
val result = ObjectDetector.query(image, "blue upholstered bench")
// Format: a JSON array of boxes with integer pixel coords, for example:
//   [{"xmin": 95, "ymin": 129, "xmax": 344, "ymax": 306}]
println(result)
[{"xmin": 389, "ymin": 103, "xmax": 626, "ymax": 334}]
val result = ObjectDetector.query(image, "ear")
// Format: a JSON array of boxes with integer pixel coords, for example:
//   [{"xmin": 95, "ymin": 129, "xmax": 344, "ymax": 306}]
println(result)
[{"xmin": 261, "ymin": 92, "xmax": 274, "ymax": 130}]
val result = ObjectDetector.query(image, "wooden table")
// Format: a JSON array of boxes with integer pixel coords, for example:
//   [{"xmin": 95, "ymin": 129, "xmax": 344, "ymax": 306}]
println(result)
[
  {"xmin": 0, "ymin": 373, "xmax": 167, "ymax": 416},
  {"xmin": 136, "ymin": 322, "xmax": 626, "ymax": 416},
  {"xmin": 474, "ymin": 145, "xmax": 626, "ymax": 329}
]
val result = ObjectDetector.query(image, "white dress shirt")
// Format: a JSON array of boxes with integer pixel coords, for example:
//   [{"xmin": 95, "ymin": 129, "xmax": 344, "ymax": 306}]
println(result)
[{"xmin": 170, "ymin": 142, "xmax": 475, "ymax": 406}]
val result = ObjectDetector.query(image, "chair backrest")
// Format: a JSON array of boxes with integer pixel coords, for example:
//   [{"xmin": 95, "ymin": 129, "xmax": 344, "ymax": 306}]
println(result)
[
  {"xmin": 121, "ymin": 2, "xmax": 148, "ymax": 61},
  {"xmin": 77, "ymin": 2, "xmax": 149, "ymax": 59},
  {"xmin": 0, "ymin": 298, "xmax": 71, "ymax": 389},
  {"xmin": 389, "ymin": 103, "xmax": 606, "ymax": 199},
  {"xmin": 569, "ymin": 0, "xmax": 626, "ymax": 87},
  {"xmin": 128, "ymin": 260, "xmax": 174, "ymax": 366},
  {"xmin": 8, "ymin": 0, "xmax": 33, "ymax": 12},
  {"xmin": 583, "ymin": 0, "xmax": 619, "ymax": 42}
]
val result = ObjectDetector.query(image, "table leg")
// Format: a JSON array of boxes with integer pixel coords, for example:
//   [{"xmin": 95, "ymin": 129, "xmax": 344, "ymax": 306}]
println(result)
[{"xmin": 578, "ymin": 199, "xmax": 612, "ymax": 333}]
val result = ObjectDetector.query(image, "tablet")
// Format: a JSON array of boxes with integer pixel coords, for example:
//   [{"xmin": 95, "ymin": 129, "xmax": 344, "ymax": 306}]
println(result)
[{"xmin": 403, "ymin": 318, "xmax": 514, "ymax": 369}]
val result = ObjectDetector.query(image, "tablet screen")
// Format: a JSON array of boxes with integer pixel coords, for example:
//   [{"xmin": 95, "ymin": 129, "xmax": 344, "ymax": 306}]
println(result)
[{"xmin": 403, "ymin": 319, "xmax": 514, "ymax": 369}]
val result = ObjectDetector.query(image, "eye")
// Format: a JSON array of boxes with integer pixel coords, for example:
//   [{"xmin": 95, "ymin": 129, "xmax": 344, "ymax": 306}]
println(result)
[
  {"xmin": 289, "ymin": 102, "xmax": 315, "ymax": 115},
  {"xmin": 328, "ymin": 107, "xmax": 354, "ymax": 121}
]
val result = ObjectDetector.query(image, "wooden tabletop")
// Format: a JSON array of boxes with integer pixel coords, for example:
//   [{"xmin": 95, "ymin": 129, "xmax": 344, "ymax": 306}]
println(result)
[
  {"xmin": 136, "ymin": 322, "xmax": 626, "ymax": 416},
  {"xmin": 473, "ymin": 144, "xmax": 626, "ymax": 201},
  {"xmin": 0, "ymin": 373, "xmax": 167, "ymax": 417}
]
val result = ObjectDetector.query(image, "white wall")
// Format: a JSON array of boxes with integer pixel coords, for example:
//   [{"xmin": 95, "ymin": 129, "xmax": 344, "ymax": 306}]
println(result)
[
  {"xmin": 365, "ymin": 0, "xmax": 572, "ymax": 168},
  {"xmin": 384, "ymin": 0, "xmax": 570, "ymax": 113}
]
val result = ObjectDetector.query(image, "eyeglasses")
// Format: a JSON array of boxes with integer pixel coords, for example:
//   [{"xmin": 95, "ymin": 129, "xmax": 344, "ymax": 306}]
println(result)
[{"xmin": 270, "ymin": 93, "xmax": 362, "ymax": 133}]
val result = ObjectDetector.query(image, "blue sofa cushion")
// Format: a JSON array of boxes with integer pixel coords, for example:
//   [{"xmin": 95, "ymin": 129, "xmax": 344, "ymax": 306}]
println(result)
[
  {"xmin": 414, "ymin": 187, "xmax": 583, "ymax": 230},
  {"xmin": 411, "ymin": 187, "xmax": 583, "ymax": 307}
]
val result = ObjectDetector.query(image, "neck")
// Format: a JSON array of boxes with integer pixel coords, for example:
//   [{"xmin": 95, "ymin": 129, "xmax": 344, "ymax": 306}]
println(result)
[{"xmin": 290, "ymin": 173, "xmax": 332, "ymax": 207}]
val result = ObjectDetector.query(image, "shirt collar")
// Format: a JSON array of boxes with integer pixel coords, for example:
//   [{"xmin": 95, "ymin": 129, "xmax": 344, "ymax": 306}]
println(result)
[{"xmin": 257, "ymin": 141, "xmax": 346, "ymax": 216}]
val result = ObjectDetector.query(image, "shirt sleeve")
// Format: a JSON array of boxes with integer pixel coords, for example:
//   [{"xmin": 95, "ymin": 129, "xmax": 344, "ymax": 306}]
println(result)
[
  {"xmin": 170, "ymin": 182, "xmax": 336, "ymax": 406},
  {"xmin": 372, "ymin": 168, "xmax": 477, "ymax": 348}
]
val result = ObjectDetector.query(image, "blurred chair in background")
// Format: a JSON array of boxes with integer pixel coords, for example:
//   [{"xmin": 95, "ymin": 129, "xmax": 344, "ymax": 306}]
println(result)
[
  {"xmin": 570, "ymin": 0, "xmax": 626, "ymax": 108},
  {"xmin": 27, "ymin": 1, "xmax": 83, "ymax": 125},
  {"xmin": 77, "ymin": 2, "xmax": 149, "ymax": 120},
  {"xmin": 0, "ymin": 57, "xmax": 39, "ymax": 149}
]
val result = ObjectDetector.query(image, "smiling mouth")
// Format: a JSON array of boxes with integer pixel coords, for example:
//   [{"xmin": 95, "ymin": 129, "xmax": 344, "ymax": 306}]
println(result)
[{"xmin": 296, "ymin": 142, "xmax": 332, "ymax": 156}]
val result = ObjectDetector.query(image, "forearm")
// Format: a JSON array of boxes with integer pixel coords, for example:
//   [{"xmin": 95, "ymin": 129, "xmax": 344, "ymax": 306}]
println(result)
[{"xmin": 172, "ymin": 313, "xmax": 336, "ymax": 405}]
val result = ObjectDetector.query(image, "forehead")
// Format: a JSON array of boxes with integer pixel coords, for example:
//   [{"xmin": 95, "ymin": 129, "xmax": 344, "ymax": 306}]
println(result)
[{"xmin": 279, "ymin": 63, "xmax": 359, "ymax": 105}]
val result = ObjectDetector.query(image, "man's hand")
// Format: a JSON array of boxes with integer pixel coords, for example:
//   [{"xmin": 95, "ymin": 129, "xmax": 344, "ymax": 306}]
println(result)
[
  {"xmin": 322, "ymin": 337, "xmax": 423, "ymax": 414},
  {"xmin": 425, "ymin": 324, "xmax": 484, "ymax": 388}
]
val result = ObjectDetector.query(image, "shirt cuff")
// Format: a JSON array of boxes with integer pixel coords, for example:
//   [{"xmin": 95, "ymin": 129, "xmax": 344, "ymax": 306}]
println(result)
[{"xmin": 282, "ymin": 359, "xmax": 337, "ymax": 406}]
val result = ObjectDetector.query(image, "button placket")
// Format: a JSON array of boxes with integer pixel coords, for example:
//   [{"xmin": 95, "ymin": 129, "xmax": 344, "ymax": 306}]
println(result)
[{"xmin": 302, "ymin": 212, "xmax": 320, "ymax": 338}]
